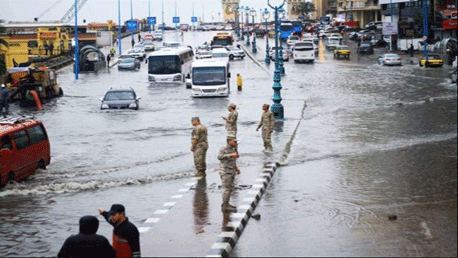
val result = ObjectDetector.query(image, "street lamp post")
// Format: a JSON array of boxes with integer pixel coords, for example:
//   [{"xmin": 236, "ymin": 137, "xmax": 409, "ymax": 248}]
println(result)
[
  {"xmin": 245, "ymin": 6, "xmax": 250, "ymax": 46},
  {"xmin": 422, "ymin": 0, "xmax": 428, "ymax": 56},
  {"xmin": 234, "ymin": 5, "xmax": 239, "ymax": 36},
  {"xmin": 74, "ymin": 0, "xmax": 79, "ymax": 80},
  {"xmin": 250, "ymin": 9, "xmax": 257, "ymax": 53},
  {"xmin": 118, "ymin": 0, "xmax": 122, "ymax": 56},
  {"xmin": 240, "ymin": 6, "xmax": 245, "ymax": 40},
  {"xmin": 268, "ymin": 0, "xmax": 286, "ymax": 120},
  {"xmin": 263, "ymin": 8, "xmax": 271, "ymax": 64},
  {"xmin": 277, "ymin": 6, "xmax": 286, "ymax": 76},
  {"xmin": 130, "ymin": 0, "xmax": 134, "ymax": 42}
]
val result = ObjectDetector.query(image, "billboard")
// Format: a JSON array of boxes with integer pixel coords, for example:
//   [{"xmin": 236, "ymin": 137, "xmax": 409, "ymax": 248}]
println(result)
[
  {"xmin": 383, "ymin": 22, "xmax": 398, "ymax": 35},
  {"xmin": 96, "ymin": 31, "xmax": 112, "ymax": 47}
]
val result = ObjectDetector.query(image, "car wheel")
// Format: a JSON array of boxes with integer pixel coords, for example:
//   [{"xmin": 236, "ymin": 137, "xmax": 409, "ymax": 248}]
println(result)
[
  {"xmin": 38, "ymin": 159, "xmax": 47, "ymax": 170},
  {"xmin": 425, "ymin": 61, "xmax": 429, "ymax": 67},
  {"xmin": 229, "ymin": 54, "xmax": 234, "ymax": 60}
]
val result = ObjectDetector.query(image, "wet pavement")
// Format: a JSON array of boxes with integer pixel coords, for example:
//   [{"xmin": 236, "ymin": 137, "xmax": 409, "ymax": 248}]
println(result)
[{"xmin": 0, "ymin": 30, "xmax": 456, "ymax": 257}]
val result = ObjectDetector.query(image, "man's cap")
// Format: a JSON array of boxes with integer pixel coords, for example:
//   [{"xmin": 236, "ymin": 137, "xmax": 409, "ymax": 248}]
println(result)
[
  {"xmin": 227, "ymin": 136, "xmax": 238, "ymax": 142},
  {"xmin": 228, "ymin": 103, "xmax": 236, "ymax": 109},
  {"xmin": 107, "ymin": 204, "xmax": 125, "ymax": 215},
  {"xmin": 191, "ymin": 117, "xmax": 200, "ymax": 121},
  {"xmin": 263, "ymin": 104, "xmax": 270, "ymax": 108}
]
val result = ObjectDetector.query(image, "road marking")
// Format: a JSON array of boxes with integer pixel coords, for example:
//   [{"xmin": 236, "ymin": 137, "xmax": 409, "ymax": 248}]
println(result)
[
  {"xmin": 171, "ymin": 194, "xmax": 183, "ymax": 199},
  {"xmin": 138, "ymin": 227, "xmax": 151, "ymax": 233},
  {"xmin": 145, "ymin": 218, "xmax": 160, "ymax": 223},
  {"xmin": 163, "ymin": 202, "xmax": 176, "ymax": 207},
  {"xmin": 154, "ymin": 209, "xmax": 169, "ymax": 215}
]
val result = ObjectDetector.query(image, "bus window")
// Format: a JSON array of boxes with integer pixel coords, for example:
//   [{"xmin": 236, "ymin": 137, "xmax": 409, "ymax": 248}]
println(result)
[{"xmin": 148, "ymin": 56, "xmax": 181, "ymax": 74}]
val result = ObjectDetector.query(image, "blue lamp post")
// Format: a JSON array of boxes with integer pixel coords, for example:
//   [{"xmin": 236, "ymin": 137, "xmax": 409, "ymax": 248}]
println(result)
[
  {"xmin": 251, "ymin": 8, "xmax": 257, "ymax": 53},
  {"xmin": 74, "ymin": 0, "xmax": 79, "ymax": 80},
  {"xmin": 277, "ymin": 6, "xmax": 286, "ymax": 76},
  {"xmin": 268, "ymin": 0, "xmax": 286, "ymax": 120},
  {"xmin": 263, "ymin": 8, "xmax": 271, "ymax": 64},
  {"xmin": 234, "ymin": 5, "xmax": 239, "ymax": 37},
  {"xmin": 118, "ymin": 0, "xmax": 122, "ymax": 59},
  {"xmin": 245, "ymin": 6, "xmax": 250, "ymax": 46},
  {"xmin": 240, "ymin": 6, "xmax": 245, "ymax": 40},
  {"xmin": 422, "ymin": 0, "xmax": 428, "ymax": 56}
]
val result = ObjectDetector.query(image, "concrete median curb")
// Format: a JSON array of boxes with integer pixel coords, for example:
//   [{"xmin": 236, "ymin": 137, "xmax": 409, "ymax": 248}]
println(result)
[
  {"xmin": 240, "ymin": 44, "xmax": 271, "ymax": 77},
  {"xmin": 206, "ymin": 162, "xmax": 277, "ymax": 257}
]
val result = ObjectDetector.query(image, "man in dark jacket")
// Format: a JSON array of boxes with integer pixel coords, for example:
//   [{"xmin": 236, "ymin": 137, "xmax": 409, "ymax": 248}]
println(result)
[
  {"xmin": 58, "ymin": 215, "xmax": 115, "ymax": 258},
  {"xmin": 99, "ymin": 204, "xmax": 140, "ymax": 258}
]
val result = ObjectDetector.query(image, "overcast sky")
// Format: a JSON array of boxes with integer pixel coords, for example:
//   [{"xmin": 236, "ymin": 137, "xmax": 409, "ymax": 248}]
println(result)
[{"xmin": 2, "ymin": 0, "xmax": 284, "ymax": 24}]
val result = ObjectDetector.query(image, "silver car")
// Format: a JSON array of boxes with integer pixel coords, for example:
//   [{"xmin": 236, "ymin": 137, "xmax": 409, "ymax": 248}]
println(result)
[
  {"xmin": 100, "ymin": 88, "xmax": 140, "ymax": 110},
  {"xmin": 378, "ymin": 54, "xmax": 402, "ymax": 66},
  {"xmin": 225, "ymin": 46, "xmax": 245, "ymax": 60},
  {"xmin": 117, "ymin": 58, "xmax": 140, "ymax": 70}
]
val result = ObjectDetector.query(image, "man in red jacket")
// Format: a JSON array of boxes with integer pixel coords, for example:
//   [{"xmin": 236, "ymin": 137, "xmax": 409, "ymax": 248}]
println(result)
[{"xmin": 99, "ymin": 204, "xmax": 140, "ymax": 258}]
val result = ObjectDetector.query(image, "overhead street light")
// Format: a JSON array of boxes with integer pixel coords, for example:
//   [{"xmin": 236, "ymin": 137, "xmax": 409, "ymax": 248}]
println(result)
[
  {"xmin": 250, "ymin": 9, "xmax": 257, "ymax": 53},
  {"xmin": 263, "ymin": 8, "xmax": 271, "ymax": 65}
]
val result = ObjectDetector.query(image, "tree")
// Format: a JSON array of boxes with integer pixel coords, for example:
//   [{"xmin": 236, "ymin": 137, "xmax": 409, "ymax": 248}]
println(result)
[{"xmin": 295, "ymin": 2, "xmax": 316, "ymax": 19}]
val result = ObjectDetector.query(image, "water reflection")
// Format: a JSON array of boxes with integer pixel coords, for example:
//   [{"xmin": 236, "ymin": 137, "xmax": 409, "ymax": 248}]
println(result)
[{"xmin": 193, "ymin": 178, "xmax": 208, "ymax": 234}]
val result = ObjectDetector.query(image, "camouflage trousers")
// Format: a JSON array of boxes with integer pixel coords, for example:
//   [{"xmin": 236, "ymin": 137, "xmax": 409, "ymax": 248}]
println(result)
[
  {"xmin": 193, "ymin": 147, "xmax": 207, "ymax": 173},
  {"xmin": 226, "ymin": 129, "xmax": 237, "ymax": 138},
  {"xmin": 219, "ymin": 169, "xmax": 236, "ymax": 204},
  {"xmin": 262, "ymin": 129, "xmax": 273, "ymax": 151}
]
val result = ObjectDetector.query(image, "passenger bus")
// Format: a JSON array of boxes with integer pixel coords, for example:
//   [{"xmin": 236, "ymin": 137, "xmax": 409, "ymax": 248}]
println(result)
[
  {"xmin": 292, "ymin": 41, "xmax": 315, "ymax": 63},
  {"xmin": 190, "ymin": 59, "xmax": 231, "ymax": 97},
  {"xmin": 291, "ymin": 21, "xmax": 303, "ymax": 34},
  {"xmin": 147, "ymin": 47, "xmax": 194, "ymax": 83},
  {"xmin": 280, "ymin": 22, "xmax": 293, "ymax": 41},
  {"xmin": 211, "ymin": 32, "xmax": 234, "ymax": 46}
]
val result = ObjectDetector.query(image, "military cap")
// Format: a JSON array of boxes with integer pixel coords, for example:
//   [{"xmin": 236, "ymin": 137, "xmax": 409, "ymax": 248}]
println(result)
[{"xmin": 191, "ymin": 117, "xmax": 200, "ymax": 121}]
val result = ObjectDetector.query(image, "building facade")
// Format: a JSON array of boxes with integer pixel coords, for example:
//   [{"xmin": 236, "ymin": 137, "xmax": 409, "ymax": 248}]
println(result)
[{"xmin": 336, "ymin": 0, "xmax": 381, "ymax": 27}]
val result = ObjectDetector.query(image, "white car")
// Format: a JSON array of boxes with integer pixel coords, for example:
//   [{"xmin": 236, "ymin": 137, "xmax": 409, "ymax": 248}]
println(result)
[
  {"xmin": 287, "ymin": 35, "xmax": 301, "ymax": 47},
  {"xmin": 127, "ymin": 48, "xmax": 146, "ymax": 61},
  {"xmin": 325, "ymin": 37, "xmax": 340, "ymax": 50},
  {"xmin": 153, "ymin": 32, "xmax": 163, "ymax": 41},
  {"xmin": 224, "ymin": 46, "xmax": 245, "ymax": 60},
  {"xmin": 302, "ymin": 39, "xmax": 318, "ymax": 55},
  {"xmin": 196, "ymin": 50, "xmax": 212, "ymax": 59},
  {"xmin": 143, "ymin": 41, "xmax": 155, "ymax": 52}
]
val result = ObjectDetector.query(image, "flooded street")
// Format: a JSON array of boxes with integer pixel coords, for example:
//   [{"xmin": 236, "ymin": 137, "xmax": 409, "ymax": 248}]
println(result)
[{"xmin": 0, "ymin": 31, "xmax": 456, "ymax": 256}]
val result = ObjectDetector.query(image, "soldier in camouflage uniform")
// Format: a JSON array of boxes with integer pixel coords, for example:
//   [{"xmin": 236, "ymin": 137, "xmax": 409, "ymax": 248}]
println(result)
[
  {"xmin": 217, "ymin": 136, "xmax": 240, "ymax": 212},
  {"xmin": 222, "ymin": 103, "xmax": 238, "ymax": 137},
  {"xmin": 256, "ymin": 104, "xmax": 275, "ymax": 152},
  {"xmin": 191, "ymin": 117, "xmax": 208, "ymax": 177}
]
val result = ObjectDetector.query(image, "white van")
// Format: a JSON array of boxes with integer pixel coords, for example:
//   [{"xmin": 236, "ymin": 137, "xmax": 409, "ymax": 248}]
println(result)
[
  {"xmin": 190, "ymin": 59, "xmax": 231, "ymax": 97},
  {"xmin": 292, "ymin": 42, "xmax": 315, "ymax": 63},
  {"xmin": 211, "ymin": 48, "xmax": 230, "ymax": 62}
]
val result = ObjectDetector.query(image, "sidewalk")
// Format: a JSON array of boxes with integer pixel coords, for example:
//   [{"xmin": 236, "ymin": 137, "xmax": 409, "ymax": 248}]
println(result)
[{"xmin": 139, "ymin": 71, "xmax": 307, "ymax": 256}]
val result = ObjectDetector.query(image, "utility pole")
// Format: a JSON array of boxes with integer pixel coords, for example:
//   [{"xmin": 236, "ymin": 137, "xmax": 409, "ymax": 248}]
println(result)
[
  {"xmin": 175, "ymin": 0, "xmax": 178, "ymax": 42},
  {"xmin": 148, "ymin": 0, "xmax": 151, "ymax": 33},
  {"xmin": 118, "ymin": 0, "xmax": 122, "ymax": 56},
  {"xmin": 130, "ymin": 0, "xmax": 134, "ymax": 42},
  {"xmin": 74, "ymin": 0, "xmax": 79, "ymax": 80},
  {"xmin": 162, "ymin": 0, "xmax": 165, "ymax": 33}
]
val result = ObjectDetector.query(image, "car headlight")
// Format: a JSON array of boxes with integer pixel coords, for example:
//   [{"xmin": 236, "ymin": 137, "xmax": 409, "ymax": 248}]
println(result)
[
  {"xmin": 173, "ymin": 75, "xmax": 181, "ymax": 81},
  {"xmin": 129, "ymin": 103, "xmax": 137, "ymax": 108},
  {"xmin": 101, "ymin": 104, "xmax": 109, "ymax": 109},
  {"xmin": 217, "ymin": 87, "xmax": 227, "ymax": 92},
  {"xmin": 192, "ymin": 88, "xmax": 201, "ymax": 92}
]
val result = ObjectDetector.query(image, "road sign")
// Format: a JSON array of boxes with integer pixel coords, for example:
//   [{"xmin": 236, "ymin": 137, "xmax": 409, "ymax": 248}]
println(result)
[
  {"xmin": 126, "ymin": 20, "xmax": 138, "ymax": 31},
  {"xmin": 382, "ymin": 22, "xmax": 398, "ymax": 35},
  {"xmin": 191, "ymin": 16, "xmax": 197, "ymax": 22},
  {"xmin": 148, "ymin": 17, "xmax": 156, "ymax": 25},
  {"xmin": 173, "ymin": 17, "xmax": 180, "ymax": 23}
]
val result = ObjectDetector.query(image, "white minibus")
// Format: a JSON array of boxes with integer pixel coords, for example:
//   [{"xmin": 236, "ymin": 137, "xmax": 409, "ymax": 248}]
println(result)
[
  {"xmin": 148, "ymin": 47, "xmax": 193, "ymax": 83},
  {"xmin": 190, "ymin": 59, "xmax": 231, "ymax": 97},
  {"xmin": 292, "ymin": 42, "xmax": 315, "ymax": 63}
]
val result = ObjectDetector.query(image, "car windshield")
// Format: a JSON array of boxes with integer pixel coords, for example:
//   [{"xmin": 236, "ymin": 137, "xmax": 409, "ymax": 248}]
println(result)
[
  {"xmin": 193, "ymin": 67, "xmax": 226, "ymax": 85},
  {"xmin": 144, "ymin": 42, "xmax": 154, "ymax": 46},
  {"xmin": 338, "ymin": 46, "xmax": 349, "ymax": 50},
  {"xmin": 289, "ymin": 36, "xmax": 299, "ymax": 40},
  {"xmin": 329, "ymin": 39, "xmax": 339, "ymax": 43},
  {"xmin": 129, "ymin": 49, "xmax": 142, "ymax": 53},
  {"xmin": 120, "ymin": 58, "xmax": 135, "ymax": 63},
  {"xmin": 226, "ymin": 47, "xmax": 239, "ymax": 51},
  {"xmin": 385, "ymin": 54, "xmax": 399, "ymax": 58},
  {"xmin": 148, "ymin": 55, "xmax": 181, "ymax": 74},
  {"xmin": 104, "ymin": 91, "xmax": 135, "ymax": 101},
  {"xmin": 427, "ymin": 55, "xmax": 440, "ymax": 59},
  {"xmin": 361, "ymin": 44, "xmax": 371, "ymax": 47}
]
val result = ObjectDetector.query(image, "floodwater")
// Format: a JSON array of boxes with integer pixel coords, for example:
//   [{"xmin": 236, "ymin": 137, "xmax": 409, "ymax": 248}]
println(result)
[{"xmin": 0, "ymin": 31, "xmax": 456, "ymax": 256}]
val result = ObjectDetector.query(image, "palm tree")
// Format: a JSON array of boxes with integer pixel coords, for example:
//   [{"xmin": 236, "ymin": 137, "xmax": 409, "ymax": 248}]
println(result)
[
  {"xmin": 295, "ymin": 2, "xmax": 316, "ymax": 19},
  {"xmin": 0, "ymin": 25, "xmax": 8, "ymax": 76}
]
